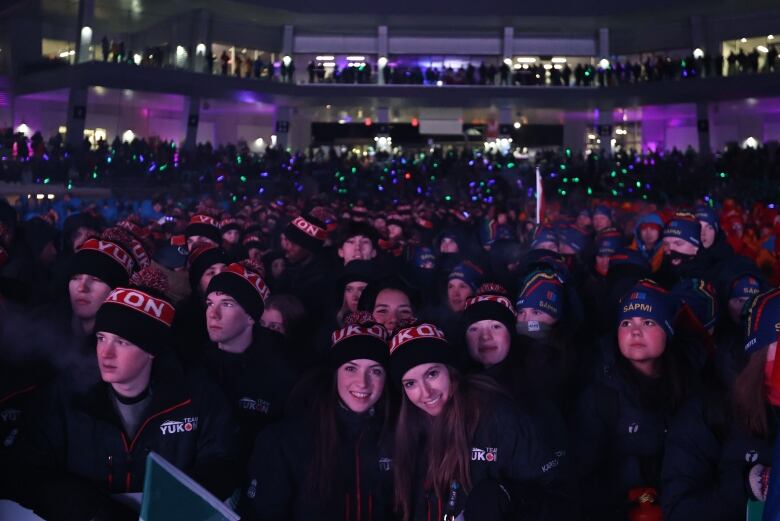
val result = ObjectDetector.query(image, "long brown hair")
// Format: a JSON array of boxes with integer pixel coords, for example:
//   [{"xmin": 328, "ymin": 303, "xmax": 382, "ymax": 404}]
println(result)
[
  {"xmin": 732, "ymin": 346, "xmax": 770, "ymax": 438},
  {"xmin": 392, "ymin": 367, "xmax": 504, "ymax": 521},
  {"xmin": 306, "ymin": 365, "xmax": 392, "ymax": 499}
]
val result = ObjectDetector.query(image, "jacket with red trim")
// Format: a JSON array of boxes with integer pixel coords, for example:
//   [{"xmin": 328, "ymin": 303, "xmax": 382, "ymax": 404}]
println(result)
[
  {"xmin": 239, "ymin": 404, "xmax": 394, "ymax": 521},
  {"xmin": 13, "ymin": 353, "xmax": 240, "ymax": 521}
]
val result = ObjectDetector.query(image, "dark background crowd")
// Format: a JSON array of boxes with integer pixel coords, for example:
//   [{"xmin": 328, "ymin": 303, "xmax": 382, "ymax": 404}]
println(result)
[{"xmin": 1, "ymin": 122, "xmax": 780, "ymax": 520}]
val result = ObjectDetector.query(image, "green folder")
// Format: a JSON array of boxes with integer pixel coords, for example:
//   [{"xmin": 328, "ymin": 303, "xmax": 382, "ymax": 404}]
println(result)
[
  {"xmin": 140, "ymin": 452, "xmax": 240, "ymax": 521},
  {"xmin": 747, "ymin": 499, "xmax": 764, "ymax": 521}
]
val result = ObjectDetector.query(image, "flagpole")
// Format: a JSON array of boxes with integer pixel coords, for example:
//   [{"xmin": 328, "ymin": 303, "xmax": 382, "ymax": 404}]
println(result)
[{"xmin": 535, "ymin": 165, "xmax": 543, "ymax": 224}]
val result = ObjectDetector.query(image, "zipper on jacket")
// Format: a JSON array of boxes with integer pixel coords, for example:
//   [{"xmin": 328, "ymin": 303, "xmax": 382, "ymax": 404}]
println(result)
[
  {"xmin": 354, "ymin": 430, "xmax": 366, "ymax": 520},
  {"xmin": 117, "ymin": 398, "xmax": 192, "ymax": 492},
  {"xmin": 345, "ymin": 492, "xmax": 351, "ymax": 521},
  {"xmin": 106, "ymin": 455, "xmax": 113, "ymax": 490}
]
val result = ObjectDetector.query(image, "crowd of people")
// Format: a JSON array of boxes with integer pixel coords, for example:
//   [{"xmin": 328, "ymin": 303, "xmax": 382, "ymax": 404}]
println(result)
[
  {"xmin": 1, "ymin": 124, "xmax": 780, "ymax": 521},
  {"xmin": 2, "ymin": 126, "xmax": 779, "ymax": 209},
  {"xmin": 37, "ymin": 38, "xmax": 779, "ymax": 89}
]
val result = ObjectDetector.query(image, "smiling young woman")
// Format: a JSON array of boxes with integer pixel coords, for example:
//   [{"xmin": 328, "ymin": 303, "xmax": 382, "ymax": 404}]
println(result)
[
  {"xmin": 389, "ymin": 322, "xmax": 570, "ymax": 521},
  {"xmin": 240, "ymin": 314, "xmax": 395, "ymax": 521}
]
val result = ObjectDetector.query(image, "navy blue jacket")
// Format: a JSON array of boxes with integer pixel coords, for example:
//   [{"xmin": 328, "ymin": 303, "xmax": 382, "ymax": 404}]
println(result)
[{"xmin": 571, "ymin": 344, "xmax": 681, "ymax": 521}]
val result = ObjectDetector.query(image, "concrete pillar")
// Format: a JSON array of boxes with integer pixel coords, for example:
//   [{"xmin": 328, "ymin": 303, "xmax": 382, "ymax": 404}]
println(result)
[
  {"xmin": 377, "ymin": 26, "xmax": 388, "ymax": 84},
  {"xmin": 598, "ymin": 27, "xmax": 609, "ymax": 59},
  {"xmin": 563, "ymin": 118, "xmax": 587, "ymax": 157},
  {"xmin": 282, "ymin": 25, "xmax": 294, "ymax": 57},
  {"xmin": 696, "ymin": 101, "xmax": 711, "ymax": 155},
  {"xmin": 502, "ymin": 27, "xmax": 514, "ymax": 61},
  {"xmin": 596, "ymin": 107, "xmax": 613, "ymax": 157},
  {"xmin": 499, "ymin": 105, "xmax": 513, "ymax": 137},
  {"xmin": 376, "ymin": 106, "xmax": 390, "ymax": 124},
  {"xmin": 274, "ymin": 105, "xmax": 293, "ymax": 149},
  {"xmin": 690, "ymin": 16, "xmax": 706, "ymax": 53},
  {"xmin": 65, "ymin": 86, "xmax": 88, "ymax": 147},
  {"xmin": 75, "ymin": 0, "xmax": 95, "ymax": 63},
  {"xmin": 191, "ymin": 9, "xmax": 211, "ymax": 73},
  {"xmin": 183, "ymin": 96, "xmax": 200, "ymax": 151}
]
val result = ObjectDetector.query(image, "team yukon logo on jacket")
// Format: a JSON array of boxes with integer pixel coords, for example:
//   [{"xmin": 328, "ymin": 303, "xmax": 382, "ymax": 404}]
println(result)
[
  {"xmin": 471, "ymin": 447, "xmax": 498, "ymax": 462},
  {"xmin": 160, "ymin": 416, "xmax": 199, "ymax": 435},
  {"xmin": 238, "ymin": 397, "xmax": 271, "ymax": 414},
  {"xmin": 0, "ymin": 408, "xmax": 21, "ymax": 423},
  {"xmin": 378, "ymin": 457, "xmax": 392, "ymax": 471}
]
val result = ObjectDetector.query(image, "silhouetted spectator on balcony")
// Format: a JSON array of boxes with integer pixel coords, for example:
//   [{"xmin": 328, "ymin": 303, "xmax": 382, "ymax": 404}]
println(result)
[
  {"xmin": 253, "ymin": 57, "xmax": 263, "ymax": 78},
  {"xmin": 574, "ymin": 63, "xmax": 583, "ymax": 86},
  {"xmin": 478, "ymin": 62, "xmax": 487, "ymax": 84},
  {"xmin": 562, "ymin": 63, "xmax": 572, "ymax": 85},
  {"xmin": 235, "ymin": 55, "xmax": 243, "ymax": 77},
  {"xmin": 101, "ymin": 36, "xmax": 110, "ymax": 62},
  {"xmin": 287, "ymin": 59, "xmax": 295, "ymax": 83},
  {"xmin": 499, "ymin": 61, "xmax": 510, "ymax": 85},
  {"xmin": 307, "ymin": 61, "xmax": 316, "ymax": 83},
  {"xmin": 767, "ymin": 45, "xmax": 778, "ymax": 72},
  {"xmin": 383, "ymin": 64, "xmax": 391, "ymax": 84},
  {"xmin": 117, "ymin": 41, "xmax": 125, "ymax": 63},
  {"xmin": 206, "ymin": 52, "xmax": 215, "ymax": 74},
  {"xmin": 465, "ymin": 63, "xmax": 475, "ymax": 84},
  {"xmin": 267, "ymin": 61, "xmax": 275, "ymax": 80},
  {"xmin": 748, "ymin": 49, "xmax": 759, "ymax": 73},
  {"xmin": 220, "ymin": 51, "xmax": 230, "ymax": 75}
]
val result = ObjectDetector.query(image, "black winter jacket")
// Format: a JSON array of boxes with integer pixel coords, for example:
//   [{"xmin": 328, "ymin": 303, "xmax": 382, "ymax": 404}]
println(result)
[
  {"xmin": 14, "ymin": 354, "xmax": 240, "ymax": 521},
  {"xmin": 200, "ymin": 325, "xmax": 300, "ymax": 458},
  {"xmin": 661, "ymin": 397, "xmax": 775, "ymax": 520},
  {"xmin": 571, "ymin": 346, "xmax": 681, "ymax": 521},
  {"xmin": 240, "ymin": 404, "xmax": 394, "ymax": 521},
  {"xmin": 409, "ymin": 396, "xmax": 566, "ymax": 521}
]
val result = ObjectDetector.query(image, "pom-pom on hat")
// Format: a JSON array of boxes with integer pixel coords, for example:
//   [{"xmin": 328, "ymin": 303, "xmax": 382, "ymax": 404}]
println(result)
[
  {"xmin": 102, "ymin": 227, "xmax": 151, "ymax": 270},
  {"xmin": 618, "ymin": 279, "xmax": 675, "ymax": 337},
  {"xmin": 206, "ymin": 262, "xmax": 270, "ymax": 320},
  {"xmin": 516, "ymin": 271, "xmax": 565, "ymax": 321},
  {"xmin": 71, "ymin": 239, "xmax": 135, "ymax": 288},
  {"xmin": 330, "ymin": 311, "xmax": 389, "ymax": 368},
  {"xmin": 185, "ymin": 214, "xmax": 222, "ymax": 245},
  {"xmin": 663, "ymin": 212, "xmax": 702, "ymax": 248},
  {"xmin": 94, "ymin": 269, "xmax": 175, "ymax": 356},
  {"xmin": 283, "ymin": 213, "xmax": 328, "ymax": 252},
  {"xmin": 389, "ymin": 323, "xmax": 453, "ymax": 384},
  {"xmin": 744, "ymin": 288, "xmax": 780, "ymax": 354}
]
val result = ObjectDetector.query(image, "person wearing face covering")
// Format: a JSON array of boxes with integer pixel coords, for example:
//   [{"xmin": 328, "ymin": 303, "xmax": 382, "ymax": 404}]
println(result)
[
  {"xmin": 656, "ymin": 212, "xmax": 716, "ymax": 289},
  {"xmin": 514, "ymin": 270, "xmax": 581, "ymax": 411},
  {"xmin": 661, "ymin": 287, "xmax": 780, "ymax": 520}
]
